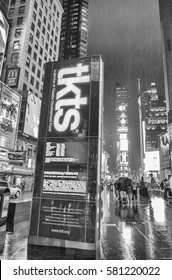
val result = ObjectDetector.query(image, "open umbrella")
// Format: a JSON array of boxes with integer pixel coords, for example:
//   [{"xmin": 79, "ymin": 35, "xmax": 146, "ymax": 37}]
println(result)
[{"xmin": 116, "ymin": 177, "xmax": 133, "ymax": 191}]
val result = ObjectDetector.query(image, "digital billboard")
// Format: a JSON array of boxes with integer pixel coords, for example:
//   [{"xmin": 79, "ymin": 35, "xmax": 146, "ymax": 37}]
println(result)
[
  {"xmin": 0, "ymin": 81, "xmax": 21, "ymax": 151},
  {"xmin": 23, "ymin": 92, "xmax": 41, "ymax": 138},
  {"xmin": 159, "ymin": 132, "xmax": 170, "ymax": 169},
  {"xmin": 0, "ymin": 10, "xmax": 9, "ymax": 76},
  {"xmin": 28, "ymin": 56, "xmax": 104, "ymax": 258}
]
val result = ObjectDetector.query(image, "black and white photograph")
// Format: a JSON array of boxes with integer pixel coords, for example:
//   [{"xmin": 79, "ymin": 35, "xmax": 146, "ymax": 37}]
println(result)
[{"xmin": 0, "ymin": 0, "xmax": 172, "ymax": 277}]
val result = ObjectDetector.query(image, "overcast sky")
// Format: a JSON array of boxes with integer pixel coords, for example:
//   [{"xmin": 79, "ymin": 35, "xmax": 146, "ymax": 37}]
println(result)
[{"xmin": 87, "ymin": 0, "xmax": 164, "ymax": 172}]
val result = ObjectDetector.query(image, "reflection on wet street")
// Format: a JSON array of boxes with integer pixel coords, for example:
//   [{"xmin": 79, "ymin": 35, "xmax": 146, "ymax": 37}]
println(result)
[
  {"xmin": 100, "ymin": 188, "xmax": 172, "ymax": 259},
  {"xmin": 0, "ymin": 220, "xmax": 30, "ymax": 260}
]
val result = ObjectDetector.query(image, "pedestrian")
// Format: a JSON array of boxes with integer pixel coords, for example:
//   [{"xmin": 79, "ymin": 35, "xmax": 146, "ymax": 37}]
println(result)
[
  {"xmin": 126, "ymin": 181, "xmax": 133, "ymax": 203},
  {"xmin": 132, "ymin": 180, "xmax": 138, "ymax": 201}
]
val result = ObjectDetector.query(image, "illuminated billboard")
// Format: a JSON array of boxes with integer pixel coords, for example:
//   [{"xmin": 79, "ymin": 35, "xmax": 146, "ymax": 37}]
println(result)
[
  {"xmin": 0, "ymin": 81, "xmax": 21, "ymax": 151},
  {"xmin": 23, "ymin": 92, "xmax": 41, "ymax": 138},
  {"xmin": 28, "ymin": 56, "xmax": 104, "ymax": 258},
  {"xmin": 145, "ymin": 151, "xmax": 160, "ymax": 172},
  {"xmin": 0, "ymin": 10, "xmax": 9, "ymax": 75},
  {"xmin": 159, "ymin": 132, "xmax": 170, "ymax": 169}
]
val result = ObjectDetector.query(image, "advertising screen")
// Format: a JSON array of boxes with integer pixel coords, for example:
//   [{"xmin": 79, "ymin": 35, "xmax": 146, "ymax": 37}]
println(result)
[
  {"xmin": 23, "ymin": 92, "xmax": 41, "ymax": 138},
  {"xmin": 29, "ymin": 56, "xmax": 104, "ymax": 257},
  {"xmin": 0, "ymin": 10, "xmax": 9, "ymax": 75},
  {"xmin": 159, "ymin": 132, "xmax": 170, "ymax": 169},
  {"xmin": 0, "ymin": 81, "xmax": 21, "ymax": 151}
]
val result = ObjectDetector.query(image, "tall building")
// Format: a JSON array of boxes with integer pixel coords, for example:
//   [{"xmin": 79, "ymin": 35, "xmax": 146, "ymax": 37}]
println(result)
[
  {"xmin": 0, "ymin": 0, "xmax": 63, "ymax": 190},
  {"xmin": 0, "ymin": 0, "xmax": 10, "ymax": 17},
  {"xmin": 159, "ymin": 0, "xmax": 172, "ymax": 112},
  {"xmin": 114, "ymin": 83, "xmax": 130, "ymax": 177},
  {"xmin": 141, "ymin": 86, "xmax": 167, "ymax": 176},
  {"xmin": 59, "ymin": 0, "xmax": 89, "ymax": 60},
  {"xmin": 2, "ymin": 0, "xmax": 63, "ymax": 99},
  {"xmin": 0, "ymin": 0, "xmax": 9, "ymax": 76}
]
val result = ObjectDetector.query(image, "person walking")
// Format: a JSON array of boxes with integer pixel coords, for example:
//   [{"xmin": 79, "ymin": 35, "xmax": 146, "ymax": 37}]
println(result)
[
  {"xmin": 132, "ymin": 181, "xmax": 138, "ymax": 202},
  {"xmin": 126, "ymin": 181, "xmax": 133, "ymax": 204}
]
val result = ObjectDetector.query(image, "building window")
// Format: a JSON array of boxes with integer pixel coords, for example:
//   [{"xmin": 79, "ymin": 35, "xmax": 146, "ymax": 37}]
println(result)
[
  {"xmin": 47, "ymin": 23, "xmax": 50, "ymax": 31},
  {"xmin": 49, "ymin": 48, "xmax": 52, "ymax": 56},
  {"xmin": 45, "ymin": 43, "xmax": 48, "ymax": 51},
  {"xmin": 42, "ymin": 26, "xmax": 45, "ymax": 35},
  {"xmin": 28, "ymin": 45, "xmax": 32, "ymax": 55},
  {"xmin": 47, "ymin": 33, "xmax": 50, "ymax": 41},
  {"xmin": 36, "ymin": 81, "xmax": 39, "ymax": 90},
  {"xmin": 40, "ymin": 47, "xmax": 43, "ymax": 55},
  {"xmin": 29, "ymin": 33, "xmax": 33, "ymax": 43},
  {"xmin": 13, "ymin": 40, "xmax": 20, "ymax": 49},
  {"xmin": 11, "ymin": 53, "xmax": 19, "ymax": 64},
  {"xmin": 55, "ymin": 35, "xmax": 57, "ymax": 42},
  {"xmin": 32, "ymin": 11, "xmax": 36, "ymax": 21},
  {"xmin": 51, "ymin": 30, "xmax": 54, "ymax": 37},
  {"xmin": 15, "ymin": 28, "xmax": 22, "ymax": 37},
  {"xmin": 35, "ymin": 40, "xmax": 38, "ymax": 49},
  {"xmin": 39, "ymin": 9, "xmax": 42, "ymax": 18},
  {"xmin": 26, "ymin": 57, "xmax": 30, "ymax": 67},
  {"xmin": 33, "ymin": 52, "xmax": 37, "ymax": 61},
  {"xmin": 41, "ymin": 36, "xmax": 44, "ymax": 46},
  {"xmin": 30, "ymin": 76, "xmax": 34, "ymax": 85},
  {"xmin": 8, "ymin": 8, "xmax": 15, "ymax": 17},
  {"xmin": 20, "ymin": 0, "xmax": 26, "ymax": 3},
  {"xmin": 31, "ymin": 22, "xmax": 35, "ymax": 31},
  {"xmin": 32, "ymin": 63, "xmax": 36, "ymax": 73},
  {"xmin": 10, "ymin": 0, "xmax": 16, "ymax": 5},
  {"xmin": 34, "ymin": 1, "xmax": 37, "ymax": 10},
  {"xmin": 18, "ymin": 6, "xmax": 25, "ymax": 14},
  {"xmin": 38, "ymin": 19, "xmax": 41, "ymax": 28},
  {"xmin": 23, "ymin": 83, "xmax": 27, "ymax": 91},
  {"xmin": 24, "ymin": 70, "xmax": 29, "ymax": 80},
  {"xmin": 44, "ymin": 53, "xmax": 47, "ymax": 61},
  {"xmin": 40, "ymin": 0, "xmax": 43, "ymax": 8},
  {"xmin": 43, "ymin": 17, "xmax": 46, "ymax": 24},
  {"xmin": 45, "ymin": 7, "xmax": 48, "ymax": 15},
  {"xmin": 37, "ymin": 69, "xmax": 41, "ymax": 78},
  {"xmin": 36, "ymin": 30, "xmax": 40, "ymax": 39},
  {"xmin": 38, "ymin": 58, "xmax": 42, "ymax": 67},
  {"xmin": 54, "ymin": 45, "xmax": 56, "ymax": 52},
  {"xmin": 17, "ymin": 17, "xmax": 23, "ymax": 25}
]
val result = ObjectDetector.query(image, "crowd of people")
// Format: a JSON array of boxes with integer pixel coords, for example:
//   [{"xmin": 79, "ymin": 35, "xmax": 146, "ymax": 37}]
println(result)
[
  {"xmin": 105, "ymin": 175, "xmax": 172, "ymax": 205},
  {"xmin": 114, "ymin": 179, "xmax": 139, "ymax": 204}
]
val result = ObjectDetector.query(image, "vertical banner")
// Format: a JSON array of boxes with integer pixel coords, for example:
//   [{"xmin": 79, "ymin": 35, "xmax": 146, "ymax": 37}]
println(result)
[
  {"xmin": 28, "ymin": 56, "xmax": 104, "ymax": 259},
  {"xmin": 0, "ymin": 81, "xmax": 21, "ymax": 151}
]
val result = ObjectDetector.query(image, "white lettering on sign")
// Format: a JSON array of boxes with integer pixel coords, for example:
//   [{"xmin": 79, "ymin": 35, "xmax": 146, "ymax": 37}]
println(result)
[{"xmin": 53, "ymin": 63, "xmax": 90, "ymax": 132}]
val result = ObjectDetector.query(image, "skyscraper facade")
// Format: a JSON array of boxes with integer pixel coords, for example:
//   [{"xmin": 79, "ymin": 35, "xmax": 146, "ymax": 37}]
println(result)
[
  {"xmin": 59, "ymin": 0, "xmax": 89, "ymax": 60},
  {"xmin": 114, "ymin": 83, "xmax": 130, "ymax": 177},
  {"xmin": 2, "ymin": 0, "xmax": 63, "ymax": 99}
]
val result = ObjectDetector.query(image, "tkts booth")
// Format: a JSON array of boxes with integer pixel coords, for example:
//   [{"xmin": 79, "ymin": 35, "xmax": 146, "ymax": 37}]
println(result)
[{"xmin": 28, "ymin": 55, "xmax": 104, "ymax": 259}]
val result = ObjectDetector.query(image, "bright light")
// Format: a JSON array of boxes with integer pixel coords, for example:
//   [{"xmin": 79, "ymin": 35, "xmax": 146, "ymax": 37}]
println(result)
[
  {"xmin": 144, "ymin": 151, "xmax": 160, "ymax": 171},
  {"xmin": 120, "ymin": 133, "xmax": 127, "ymax": 140},
  {"xmin": 120, "ymin": 139, "xmax": 128, "ymax": 151}
]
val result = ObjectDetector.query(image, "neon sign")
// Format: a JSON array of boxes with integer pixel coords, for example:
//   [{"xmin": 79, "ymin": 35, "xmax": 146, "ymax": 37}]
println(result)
[{"xmin": 53, "ymin": 63, "xmax": 90, "ymax": 132}]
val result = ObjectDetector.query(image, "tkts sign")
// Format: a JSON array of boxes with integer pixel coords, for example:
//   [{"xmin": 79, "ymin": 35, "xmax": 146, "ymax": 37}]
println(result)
[{"xmin": 48, "ymin": 61, "xmax": 90, "ymax": 137}]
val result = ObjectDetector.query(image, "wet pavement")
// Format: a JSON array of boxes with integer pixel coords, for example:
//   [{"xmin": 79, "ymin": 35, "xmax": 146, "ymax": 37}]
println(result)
[
  {"xmin": 100, "ymin": 188, "xmax": 172, "ymax": 259},
  {"xmin": 0, "ymin": 189, "xmax": 172, "ymax": 259}
]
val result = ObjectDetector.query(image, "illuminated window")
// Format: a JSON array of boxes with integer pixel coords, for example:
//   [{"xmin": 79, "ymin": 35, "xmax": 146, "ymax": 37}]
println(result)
[{"xmin": 13, "ymin": 40, "xmax": 20, "ymax": 49}]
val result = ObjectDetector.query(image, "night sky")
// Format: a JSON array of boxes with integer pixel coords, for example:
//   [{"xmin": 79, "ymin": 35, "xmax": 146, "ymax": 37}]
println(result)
[{"xmin": 87, "ymin": 0, "xmax": 165, "ymax": 172}]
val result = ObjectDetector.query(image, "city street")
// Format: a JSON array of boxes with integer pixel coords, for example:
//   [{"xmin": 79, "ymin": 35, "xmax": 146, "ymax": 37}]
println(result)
[
  {"xmin": 100, "ymin": 188, "xmax": 172, "ymax": 259},
  {"xmin": 0, "ymin": 189, "xmax": 172, "ymax": 260}
]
